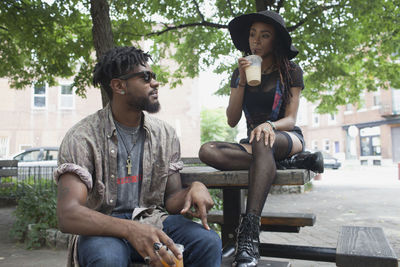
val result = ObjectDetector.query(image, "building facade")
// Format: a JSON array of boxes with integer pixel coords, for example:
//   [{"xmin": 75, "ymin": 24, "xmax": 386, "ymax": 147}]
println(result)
[
  {"xmin": 0, "ymin": 75, "xmax": 201, "ymax": 159},
  {"xmin": 298, "ymin": 88, "xmax": 400, "ymax": 165}
]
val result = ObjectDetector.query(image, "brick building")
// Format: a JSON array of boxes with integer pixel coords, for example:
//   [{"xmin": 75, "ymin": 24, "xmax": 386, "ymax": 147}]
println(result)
[
  {"xmin": 0, "ymin": 74, "xmax": 201, "ymax": 159},
  {"xmin": 298, "ymin": 88, "xmax": 400, "ymax": 165}
]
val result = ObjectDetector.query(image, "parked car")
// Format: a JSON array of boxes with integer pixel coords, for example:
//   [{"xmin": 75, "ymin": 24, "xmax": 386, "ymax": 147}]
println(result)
[
  {"xmin": 306, "ymin": 150, "xmax": 341, "ymax": 170},
  {"xmin": 320, "ymin": 151, "xmax": 341, "ymax": 169},
  {"xmin": 13, "ymin": 147, "xmax": 58, "ymax": 166},
  {"xmin": 12, "ymin": 147, "xmax": 58, "ymax": 180}
]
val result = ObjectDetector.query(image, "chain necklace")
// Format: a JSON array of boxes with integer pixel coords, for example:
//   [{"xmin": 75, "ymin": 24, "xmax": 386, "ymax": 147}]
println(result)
[
  {"xmin": 115, "ymin": 122, "xmax": 141, "ymax": 176},
  {"xmin": 262, "ymin": 64, "xmax": 275, "ymax": 74}
]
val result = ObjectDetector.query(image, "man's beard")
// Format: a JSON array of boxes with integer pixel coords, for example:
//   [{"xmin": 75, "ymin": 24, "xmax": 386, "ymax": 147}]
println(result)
[
  {"xmin": 128, "ymin": 95, "xmax": 160, "ymax": 113},
  {"xmin": 143, "ymin": 99, "xmax": 160, "ymax": 113}
]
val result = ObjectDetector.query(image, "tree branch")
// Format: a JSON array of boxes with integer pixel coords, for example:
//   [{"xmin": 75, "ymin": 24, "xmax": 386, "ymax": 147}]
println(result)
[
  {"xmin": 143, "ymin": 21, "xmax": 228, "ymax": 37},
  {"xmin": 192, "ymin": 0, "xmax": 205, "ymax": 21},
  {"xmin": 0, "ymin": 26, "xmax": 9, "ymax": 31},
  {"xmin": 226, "ymin": 0, "xmax": 236, "ymax": 17},
  {"xmin": 287, "ymin": 3, "xmax": 342, "ymax": 32},
  {"xmin": 276, "ymin": 0, "xmax": 284, "ymax": 13}
]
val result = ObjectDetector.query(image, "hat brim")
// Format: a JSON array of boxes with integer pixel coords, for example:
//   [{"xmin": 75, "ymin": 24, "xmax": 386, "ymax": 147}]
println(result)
[{"xmin": 228, "ymin": 13, "xmax": 299, "ymax": 60}]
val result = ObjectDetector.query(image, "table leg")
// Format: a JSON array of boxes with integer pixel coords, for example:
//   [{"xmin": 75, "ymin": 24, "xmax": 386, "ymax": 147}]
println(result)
[{"xmin": 221, "ymin": 188, "xmax": 243, "ymax": 246}]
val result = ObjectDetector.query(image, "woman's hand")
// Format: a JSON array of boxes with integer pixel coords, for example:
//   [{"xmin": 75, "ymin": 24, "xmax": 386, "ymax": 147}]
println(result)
[
  {"xmin": 249, "ymin": 122, "xmax": 275, "ymax": 148},
  {"xmin": 237, "ymin": 57, "xmax": 250, "ymax": 86}
]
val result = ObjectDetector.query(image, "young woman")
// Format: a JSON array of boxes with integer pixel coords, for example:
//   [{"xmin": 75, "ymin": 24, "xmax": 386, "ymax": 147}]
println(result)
[{"xmin": 198, "ymin": 10, "xmax": 323, "ymax": 267}]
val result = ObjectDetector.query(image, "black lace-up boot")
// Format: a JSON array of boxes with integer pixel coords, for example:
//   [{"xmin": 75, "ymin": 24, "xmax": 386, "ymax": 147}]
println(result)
[
  {"xmin": 232, "ymin": 213, "xmax": 261, "ymax": 267},
  {"xmin": 277, "ymin": 151, "xmax": 324, "ymax": 173}
]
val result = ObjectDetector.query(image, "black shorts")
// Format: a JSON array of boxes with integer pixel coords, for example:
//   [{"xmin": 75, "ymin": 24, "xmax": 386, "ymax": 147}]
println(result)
[{"xmin": 235, "ymin": 126, "xmax": 305, "ymax": 158}]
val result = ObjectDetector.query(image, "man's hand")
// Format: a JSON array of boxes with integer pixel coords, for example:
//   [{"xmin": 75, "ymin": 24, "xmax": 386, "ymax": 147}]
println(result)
[
  {"xmin": 180, "ymin": 181, "xmax": 214, "ymax": 230},
  {"xmin": 125, "ymin": 221, "xmax": 182, "ymax": 267}
]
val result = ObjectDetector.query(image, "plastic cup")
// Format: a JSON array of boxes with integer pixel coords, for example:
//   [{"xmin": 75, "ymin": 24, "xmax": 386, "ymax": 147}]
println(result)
[
  {"xmin": 244, "ymin": 55, "xmax": 262, "ymax": 86},
  {"xmin": 160, "ymin": 243, "xmax": 184, "ymax": 267}
]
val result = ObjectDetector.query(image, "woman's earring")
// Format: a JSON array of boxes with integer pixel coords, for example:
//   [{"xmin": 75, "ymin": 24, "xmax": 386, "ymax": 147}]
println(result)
[{"xmin": 120, "ymin": 90, "xmax": 126, "ymax": 95}]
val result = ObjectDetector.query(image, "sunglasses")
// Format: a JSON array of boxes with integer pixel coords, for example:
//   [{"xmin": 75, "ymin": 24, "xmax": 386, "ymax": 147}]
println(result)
[{"xmin": 117, "ymin": 71, "xmax": 157, "ymax": 83}]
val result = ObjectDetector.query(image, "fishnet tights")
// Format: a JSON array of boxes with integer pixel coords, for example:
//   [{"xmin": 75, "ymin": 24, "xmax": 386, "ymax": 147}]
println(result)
[{"xmin": 198, "ymin": 132, "xmax": 290, "ymax": 216}]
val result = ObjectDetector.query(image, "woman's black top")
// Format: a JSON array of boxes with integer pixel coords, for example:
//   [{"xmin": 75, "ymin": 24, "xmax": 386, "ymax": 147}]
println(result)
[{"xmin": 230, "ymin": 61, "xmax": 304, "ymax": 138}]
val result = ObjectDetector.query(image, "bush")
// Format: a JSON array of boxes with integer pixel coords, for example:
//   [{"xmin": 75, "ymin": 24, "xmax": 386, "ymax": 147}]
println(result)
[
  {"xmin": 0, "ymin": 177, "xmax": 18, "ymax": 199},
  {"xmin": 10, "ymin": 181, "xmax": 57, "ymax": 249}
]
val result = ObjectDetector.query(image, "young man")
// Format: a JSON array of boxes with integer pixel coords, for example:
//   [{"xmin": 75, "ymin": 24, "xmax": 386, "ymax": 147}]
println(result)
[{"xmin": 55, "ymin": 46, "xmax": 222, "ymax": 267}]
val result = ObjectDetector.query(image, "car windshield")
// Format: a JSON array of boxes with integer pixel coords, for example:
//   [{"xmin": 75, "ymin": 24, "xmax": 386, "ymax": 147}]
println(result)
[
  {"xmin": 14, "ymin": 150, "xmax": 43, "ymax": 162},
  {"xmin": 13, "ymin": 148, "xmax": 58, "ymax": 162}
]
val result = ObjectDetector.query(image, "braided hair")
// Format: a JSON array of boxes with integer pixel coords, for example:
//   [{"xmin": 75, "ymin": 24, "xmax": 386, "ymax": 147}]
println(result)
[
  {"xmin": 274, "ymin": 37, "xmax": 293, "ymax": 105},
  {"xmin": 93, "ymin": 46, "xmax": 152, "ymax": 100}
]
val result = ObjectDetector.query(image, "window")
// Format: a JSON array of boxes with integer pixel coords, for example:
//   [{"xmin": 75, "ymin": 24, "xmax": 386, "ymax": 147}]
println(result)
[
  {"xmin": 0, "ymin": 137, "xmax": 9, "ymax": 159},
  {"xmin": 344, "ymin": 103, "xmax": 353, "ymax": 114},
  {"xmin": 360, "ymin": 136, "xmax": 381, "ymax": 156},
  {"xmin": 32, "ymin": 83, "xmax": 47, "ymax": 109},
  {"xmin": 357, "ymin": 93, "xmax": 366, "ymax": 111},
  {"xmin": 323, "ymin": 139, "xmax": 330, "ymax": 152},
  {"xmin": 334, "ymin": 141, "xmax": 340, "ymax": 153},
  {"xmin": 46, "ymin": 149, "xmax": 58, "ymax": 161},
  {"xmin": 311, "ymin": 140, "xmax": 318, "ymax": 151},
  {"xmin": 392, "ymin": 88, "xmax": 400, "ymax": 114},
  {"xmin": 19, "ymin": 144, "xmax": 32, "ymax": 152},
  {"xmin": 373, "ymin": 90, "xmax": 381, "ymax": 108},
  {"xmin": 14, "ymin": 150, "xmax": 43, "ymax": 162},
  {"xmin": 328, "ymin": 113, "xmax": 336, "ymax": 125},
  {"xmin": 59, "ymin": 84, "xmax": 75, "ymax": 109},
  {"xmin": 360, "ymin": 127, "xmax": 381, "ymax": 156}
]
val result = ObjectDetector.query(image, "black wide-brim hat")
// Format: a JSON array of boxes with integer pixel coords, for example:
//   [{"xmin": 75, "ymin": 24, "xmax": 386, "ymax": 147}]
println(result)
[{"xmin": 228, "ymin": 10, "xmax": 299, "ymax": 60}]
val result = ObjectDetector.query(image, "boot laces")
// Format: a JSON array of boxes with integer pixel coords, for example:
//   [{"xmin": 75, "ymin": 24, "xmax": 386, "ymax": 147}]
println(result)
[{"xmin": 236, "ymin": 216, "xmax": 260, "ymax": 257}]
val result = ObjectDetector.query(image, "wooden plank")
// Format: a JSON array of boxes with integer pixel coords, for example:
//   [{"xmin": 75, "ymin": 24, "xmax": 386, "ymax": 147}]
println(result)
[
  {"xmin": 0, "ymin": 169, "xmax": 18, "ymax": 177},
  {"xmin": 181, "ymin": 157, "xmax": 203, "ymax": 165},
  {"xmin": 222, "ymin": 256, "xmax": 291, "ymax": 267},
  {"xmin": 336, "ymin": 226, "xmax": 398, "ymax": 267},
  {"xmin": 0, "ymin": 160, "xmax": 18, "ymax": 168},
  {"xmin": 208, "ymin": 210, "xmax": 315, "ymax": 227},
  {"xmin": 181, "ymin": 166, "xmax": 313, "ymax": 188}
]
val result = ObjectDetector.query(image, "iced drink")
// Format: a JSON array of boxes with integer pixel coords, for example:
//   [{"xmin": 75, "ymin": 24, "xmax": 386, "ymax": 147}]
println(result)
[
  {"xmin": 160, "ymin": 244, "xmax": 184, "ymax": 267},
  {"xmin": 244, "ymin": 55, "xmax": 262, "ymax": 86}
]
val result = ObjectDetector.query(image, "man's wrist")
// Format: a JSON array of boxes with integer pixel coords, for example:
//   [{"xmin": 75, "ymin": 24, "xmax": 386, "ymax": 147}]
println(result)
[{"xmin": 265, "ymin": 120, "xmax": 276, "ymax": 130}]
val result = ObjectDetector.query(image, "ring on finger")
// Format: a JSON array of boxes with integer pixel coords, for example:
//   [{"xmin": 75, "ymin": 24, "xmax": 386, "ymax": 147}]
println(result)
[
  {"xmin": 144, "ymin": 256, "xmax": 151, "ymax": 265},
  {"xmin": 153, "ymin": 242, "xmax": 163, "ymax": 251}
]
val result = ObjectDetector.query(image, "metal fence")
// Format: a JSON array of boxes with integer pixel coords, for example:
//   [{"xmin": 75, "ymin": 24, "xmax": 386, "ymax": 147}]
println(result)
[{"xmin": 0, "ymin": 166, "xmax": 58, "ymax": 199}]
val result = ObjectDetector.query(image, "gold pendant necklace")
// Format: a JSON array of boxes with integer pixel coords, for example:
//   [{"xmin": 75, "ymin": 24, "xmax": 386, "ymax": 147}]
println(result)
[{"xmin": 115, "ymin": 125, "xmax": 140, "ymax": 176}]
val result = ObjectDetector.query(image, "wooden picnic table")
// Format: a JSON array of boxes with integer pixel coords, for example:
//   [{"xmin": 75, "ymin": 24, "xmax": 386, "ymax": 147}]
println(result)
[{"xmin": 179, "ymin": 158, "xmax": 399, "ymax": 267}]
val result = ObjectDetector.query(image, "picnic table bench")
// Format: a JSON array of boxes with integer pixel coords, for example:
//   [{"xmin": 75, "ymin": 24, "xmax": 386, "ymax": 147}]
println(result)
[{"xmin": 179, "ymin": 157, "xmax": 399, "ymax": 267}]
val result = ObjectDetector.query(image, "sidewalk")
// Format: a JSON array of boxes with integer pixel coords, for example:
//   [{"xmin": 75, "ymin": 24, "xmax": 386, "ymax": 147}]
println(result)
[
  {"xmin": 261, "ymin": 165, "xmax": 400, "ymax": 266},
  {"xmin": 1, "ymin": 165, "xmax": 399, "ymax": 266}
]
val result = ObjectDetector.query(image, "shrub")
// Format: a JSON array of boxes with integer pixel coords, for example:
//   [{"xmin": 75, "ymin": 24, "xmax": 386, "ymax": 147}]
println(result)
[{"xmin": 10, "ymin": 180, "xmax": 57, "ymax": 249}]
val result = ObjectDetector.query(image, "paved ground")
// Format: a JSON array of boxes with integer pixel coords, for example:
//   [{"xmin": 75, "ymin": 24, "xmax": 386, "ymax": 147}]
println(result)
[
  {"xmin": 261, "ymin": 164, "xmax": 400, "ymax": 266},
  {"xmin": 0, "ymin": 164, "xmax": 399, "ymax": 266}
]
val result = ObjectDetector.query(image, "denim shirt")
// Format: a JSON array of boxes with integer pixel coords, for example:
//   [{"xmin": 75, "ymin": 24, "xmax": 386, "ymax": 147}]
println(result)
[{"xmin": 54, "ymin": 104, "xmax": 183, "ymax": 266}]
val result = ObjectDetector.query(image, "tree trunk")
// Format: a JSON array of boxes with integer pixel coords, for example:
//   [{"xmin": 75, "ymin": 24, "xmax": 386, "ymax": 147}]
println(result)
[
  {"xmin": 90, "ymin": 0, "xmax": 115, "ymax": 107},
  {"xmin": 255, "ymin": 0, "xmax": 275, "ymax": 11}
]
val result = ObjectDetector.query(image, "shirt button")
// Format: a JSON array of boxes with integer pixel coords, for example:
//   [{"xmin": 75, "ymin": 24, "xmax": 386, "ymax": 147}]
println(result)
[
  {"xmin": 110, "ymin": 199, "xmax": 113, "ymax": 203},
  {"xmin": 111, "ymin": 174, "xmax": 115, "ymax": 178},
  {"xmin": 111, "ymin": 149, "xmax": 115, "ymax": 154}
]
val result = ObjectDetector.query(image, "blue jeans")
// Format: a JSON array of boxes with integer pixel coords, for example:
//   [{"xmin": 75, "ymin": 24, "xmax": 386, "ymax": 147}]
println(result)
[{"xmin": 78, "ymin": 213, "xmax": 222, "ymax": 267}]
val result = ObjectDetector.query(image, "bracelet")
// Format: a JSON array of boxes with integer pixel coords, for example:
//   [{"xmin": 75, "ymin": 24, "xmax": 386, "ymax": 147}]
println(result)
[
  {"xmin": 265, "ymin": 120, "xmax": 276, "ymax": 130},
  {"xmin": 238, "ymin": 83, "xmax": 246, "ymax": 87}
]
